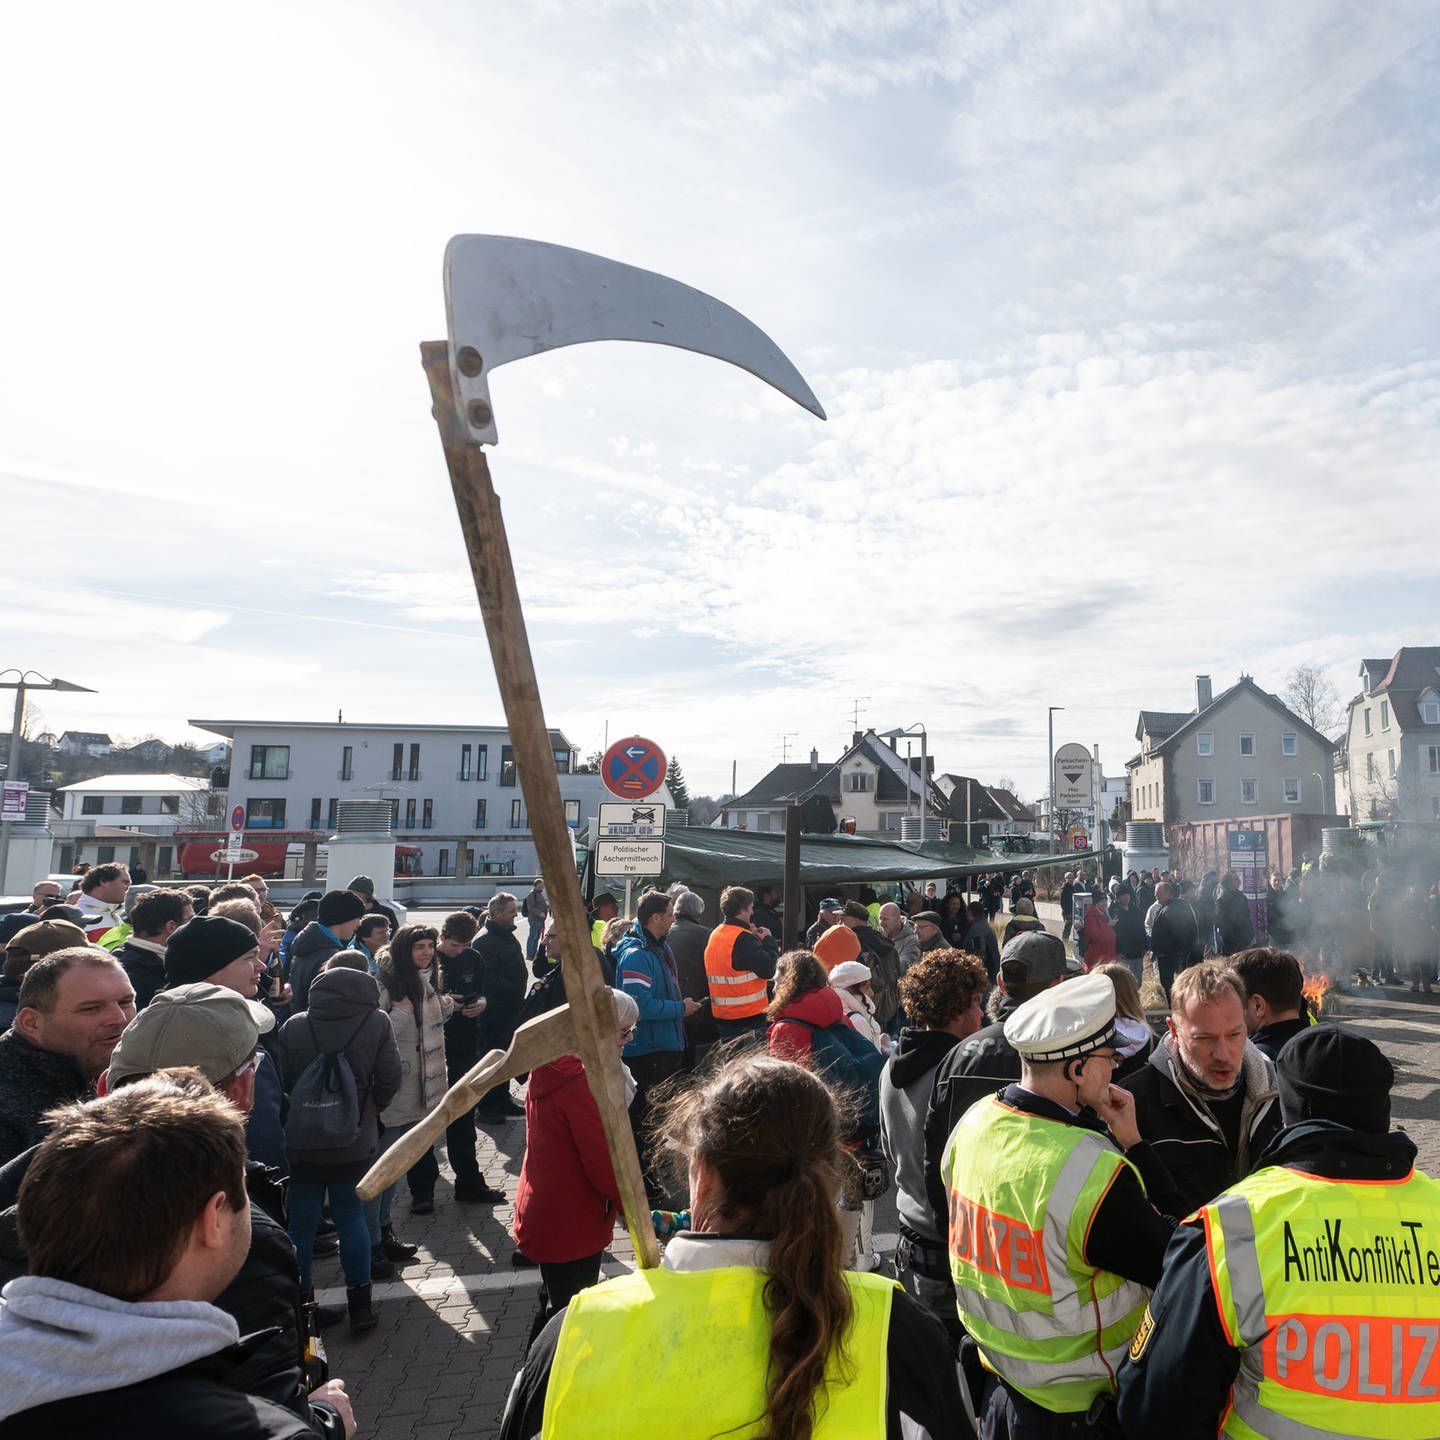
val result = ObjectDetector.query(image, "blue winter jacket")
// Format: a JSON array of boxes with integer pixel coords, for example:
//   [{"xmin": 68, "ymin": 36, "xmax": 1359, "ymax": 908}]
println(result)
[{"xmin": 615, "ymin": 920, "xmax": 686, "ymax": 1059}]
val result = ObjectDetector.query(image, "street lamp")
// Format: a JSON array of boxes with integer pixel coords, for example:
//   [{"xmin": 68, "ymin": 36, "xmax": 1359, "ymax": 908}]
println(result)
[
  {"xmin": 0, "ymin": 671, "xmax": 96, "ymax": 893},
  {"xmin": 1047, "ymin": 706, "xmax": 1066, "ymax": 850},
  {"xmin": 879, "ymin": 724, "xmax": 928, "ymax": 826}
]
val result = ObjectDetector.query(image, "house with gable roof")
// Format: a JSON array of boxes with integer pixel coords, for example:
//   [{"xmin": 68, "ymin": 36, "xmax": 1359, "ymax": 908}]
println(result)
[
  {"xmin": 1345, "ymin": 647, "xmax": 1440, "ymax": 822},
  {"xmin": 1127, "ymin": 674, "xmax": 1335, "ymax": 827}
]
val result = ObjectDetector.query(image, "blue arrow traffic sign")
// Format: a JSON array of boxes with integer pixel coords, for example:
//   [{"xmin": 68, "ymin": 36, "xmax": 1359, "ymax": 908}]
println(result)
[{"xmin": 602, "ymin": 735, "xmax": 667, "ymax": 800}]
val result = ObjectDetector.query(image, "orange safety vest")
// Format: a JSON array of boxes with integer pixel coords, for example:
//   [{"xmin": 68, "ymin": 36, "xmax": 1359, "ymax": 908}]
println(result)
[{"xmin": 703, "ymin": 923, "xmax": 769, "ymax": 1020}]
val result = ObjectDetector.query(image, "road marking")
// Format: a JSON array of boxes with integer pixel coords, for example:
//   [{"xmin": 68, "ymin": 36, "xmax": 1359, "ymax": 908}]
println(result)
[{"xmin": 316, "ymin": 1235, "xmax": 903, "ymax": 1305}]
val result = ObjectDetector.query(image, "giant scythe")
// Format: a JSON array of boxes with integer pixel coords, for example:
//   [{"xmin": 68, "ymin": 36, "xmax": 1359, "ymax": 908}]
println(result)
[{"xmin": 356, "ymin": 237, "xmax": 825, "ymax": 1270}]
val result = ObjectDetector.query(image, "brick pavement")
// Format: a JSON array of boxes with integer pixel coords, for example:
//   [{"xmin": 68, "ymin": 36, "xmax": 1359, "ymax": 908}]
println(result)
[{"xmin": 316, "ymin": 986, "xmax": 1439, "ymax": 1440}]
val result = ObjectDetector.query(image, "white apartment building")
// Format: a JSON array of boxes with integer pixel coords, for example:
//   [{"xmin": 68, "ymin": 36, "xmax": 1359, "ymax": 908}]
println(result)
[
  {"xmin": 52, "ymin": 773, "xmax": 221, "ymax": 874},
  {"xmin": 190, "ymin": 719, "xmax": 660, "ymax": 879}
]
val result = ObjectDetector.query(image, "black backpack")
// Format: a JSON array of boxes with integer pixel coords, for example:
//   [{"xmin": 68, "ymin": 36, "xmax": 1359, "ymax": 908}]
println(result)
[{"xmin": 284, "ymin": 1015, "xmax": 369, "ymax": 1151}]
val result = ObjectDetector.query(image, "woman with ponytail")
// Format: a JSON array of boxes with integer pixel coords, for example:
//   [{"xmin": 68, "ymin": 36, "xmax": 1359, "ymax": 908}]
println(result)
[{"xmin": 499, "ymin": 1051, "xmax": 960, "ymax": 1440}]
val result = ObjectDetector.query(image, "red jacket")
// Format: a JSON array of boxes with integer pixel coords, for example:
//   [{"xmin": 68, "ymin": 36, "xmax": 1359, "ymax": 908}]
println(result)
[
  {"xmin": 1082, "ymin": 906, "xmax": 1118, "ymax": 968},
  {"xmin": 768, "ymin": 987, "xmax": 846, "ymax": 1065},
  {"xmin": 513, "ymin": 1054, "xmax": 621, "ymax": 1263}
]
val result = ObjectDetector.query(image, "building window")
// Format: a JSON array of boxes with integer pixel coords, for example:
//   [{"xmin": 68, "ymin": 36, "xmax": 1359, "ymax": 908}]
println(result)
[
  {"xmin": 309, "ymin": 797, "xmax": 322, "ymax": 828},
  {"xmin": 387, "ymin": 798, "xmax": 400, "ymax": 830},
  {"xmin": 96, "ymin": 844, "xmax": 115, "ymax": 863},
  {"xmin": 1283, "ymin": 778, "xmax": 1301, "ymax": 804},
  {"xmin": 327, "ymin": 798, "xmax": 338, "ymax": 830},
  {"xmin": 1282, "ymin": 733, "xmax": 1297, "ymax": 756},
  {"xmin": 341, "ymin": 745, "xmax": 353, "ymax": 781},
  {"xmin": 1239, "ymin": 734, "xmax": 1255, "ymax": 757},
  {"xmin": 500, "ymin": 745, "xmax": 517, "ymax": 786},
  {"xmin": 842, "ymin": 771, "xmax": 872, "ymax": 793},
  {"xmin": 1429, "ymin": 746, "xmax": 1440, "ymax": 774},
  {"xmin": 438, "ymin": 848, "xmax": 450, "ymax": 877},
  {"xmin": 81, "ymin": 795, "xmax": 104, "ymax": 815},
  {"xmin": 475, "ymin": 798, "xmax": 487, "ymax": 829},
  {"xmin": 1197, "ymin": 779, "xmax": 1215, "ymax": 805},
  {"xmin": 1364, "ymin": 709, "xmax": 1372, "ymax": 736},
  {"xmin": 510, "ymin": 799, "xmax": 523, "ymax": 827},
  {"xmin": 422, "ymin": 799, "xmax": 433, "ymax": 829},
  {"xmin": 460, "ymin": 744, "xmax": 471, "ymax": 781},
  {"xmin": 476, "ymin": 744, "xmax": 488, "ymax": 781},
  {"xmin": 564, "ymin": 799, "xmax": 580, "ymax": 827},
  {"xmin": 120, "ymin": 795, "xmax": 143, "ymax": 815},
  {"xmin": 1388, "ymin": 749, "xmax": 1397, "ymax": 777},
  {"xmin": 160, "ymin": 795, "xmax": 179, "ymax": 815},
  {"xmin": 248, "ymin": 744, "xmax": 290, "ymax": 780},
  {"xmin": 246, "ymin": 798, "xmax": 286, "ymax": 830},
  {"xmin": 755, "ymin": 811, "xmax": 773, "ymax": 832},
  {"xmin": 1197, "ymin": 732, "xmax": 1213, "ymax": 757},
  {"xmin": 1241, "ymin": 778, "xmax": 1258, "ymax": 805},
  {"xmin": 1423, "ymin": 700, "xmax": 1440, "ymax": 725},
  {"xmin": 391, "ymin": 743, "xmax": 404, "ymax": 781},
  {"xmin": 206, "ymin": 794, "xmax": 223, "ymax": 817},
  {"xmin": 404, "ymin": 798, "xmax": 417, "ymax": 828},
  {"xmin": 553, "ymin": 746, "xmax": 571, "ymax": 774},
  {"xmin": 158, "ymin": 845, "xmax": 173, "ymax": 874},
  {"xmin": 408, "ymin": 744, "xmax": 421, "ymax": 781},
  {"xmin": 1367, "ymin": 753, "xmax": 1377, "ymax": 781},
  {"xmin": 1380, "ymin": 700, "xmax": 1390, "ymax": 730}
]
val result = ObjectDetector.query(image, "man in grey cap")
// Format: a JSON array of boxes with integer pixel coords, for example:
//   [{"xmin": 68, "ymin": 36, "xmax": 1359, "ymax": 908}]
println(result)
[
  {"xmin": 922, "ymin": 930, "xmax": 1079, "ymax": 1240},
  {"xmin": 942, "ymin": 972, "xmax": 1178, "ymax": 1437},
  {"xmin": 805, "ymin": 897, "xmax": 843, "ymax": 949},
  {"xmin": 103, "ymin": 985, "xmax": 350, "ymax": 1435}
]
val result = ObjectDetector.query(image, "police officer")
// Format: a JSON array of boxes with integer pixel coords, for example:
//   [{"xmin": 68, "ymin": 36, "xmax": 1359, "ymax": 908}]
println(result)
[
  {"xmin": 942, "ymin": 972, "xmax": 1179, "ymax": 1438},
  {"xmin": 1118, "ymin": 1024, "xmax": 1440, "ymax": 1439}
]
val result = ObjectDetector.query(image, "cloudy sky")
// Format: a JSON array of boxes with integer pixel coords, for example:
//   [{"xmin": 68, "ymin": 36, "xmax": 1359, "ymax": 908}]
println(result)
[{"xmin": 2, "ymin": 1, "xmax": 1437, "ymax": 801}]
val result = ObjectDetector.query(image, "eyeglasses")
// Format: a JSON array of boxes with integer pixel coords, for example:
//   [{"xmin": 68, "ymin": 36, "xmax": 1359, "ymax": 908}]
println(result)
[
  {"xmin": 234, "ymin": 1051, "xmax": 262, "ymax": 1078},
  {"xmin": 618, "ymin": 1026, "xmax": 636, "ymax": 1042}
]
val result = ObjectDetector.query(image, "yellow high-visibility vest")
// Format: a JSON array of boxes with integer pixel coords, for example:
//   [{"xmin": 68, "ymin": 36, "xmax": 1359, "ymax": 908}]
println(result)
[
  {"xmin": 943, "ymin": 1095, "xmax": 1149, "ymax": 1413},
  {"xmin": 1199, "ymin": 1160, "xmax": 1440, "ymax": 1439},
  {"xmin": 541, "ymin": 1265, "xmax": 894, "ymax": 1438}
]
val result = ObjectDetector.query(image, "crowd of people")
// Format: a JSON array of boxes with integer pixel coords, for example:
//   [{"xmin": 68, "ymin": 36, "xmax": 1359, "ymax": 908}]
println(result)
[{"xmin": 0, "ymin": 856, "xmax": 1436, "ymax": 1439}]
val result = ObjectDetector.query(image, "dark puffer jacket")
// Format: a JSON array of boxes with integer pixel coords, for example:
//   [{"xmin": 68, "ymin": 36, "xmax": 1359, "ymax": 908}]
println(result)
[
  {"xmin": 284, "ymin": 922, "xmax": 345, "ymax": 1012},
  {"xmin": 277, "ymin": 968, "xmax": 400, "ymax": 1175},
  {"xmin": 0, "ymin": 1031, "xmax": 93, "ymax": 1167}
]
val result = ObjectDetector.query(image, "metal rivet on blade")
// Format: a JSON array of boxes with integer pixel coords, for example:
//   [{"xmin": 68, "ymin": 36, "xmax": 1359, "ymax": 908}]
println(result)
[
  {"xmin": 456, "ymin": 346, "xmax": 484, "ymax": 377},
  {"xmin": 467, "ymin": 399, "xmax": 493, "ymax": 429}
]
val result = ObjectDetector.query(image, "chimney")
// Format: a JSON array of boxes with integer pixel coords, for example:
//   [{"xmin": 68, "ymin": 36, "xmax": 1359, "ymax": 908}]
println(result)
[
  {"xmin": 1196, "ymin": 675, "xmax": 1212, "ymax": 711},
  {"xmin": 887, "ymin": 735, "xmax": 897, "ymax": 752},
  {"xmin": 809, "ymin": 747, "xmax": 819, "ymax": 772},
  {"xmin": 852, "ymin": 731, "xmax": 863, "ymax": 748}
]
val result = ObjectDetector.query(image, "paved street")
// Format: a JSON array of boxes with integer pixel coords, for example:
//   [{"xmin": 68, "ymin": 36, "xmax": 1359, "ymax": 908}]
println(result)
[{"xmin": 316, "ymin": 983, "xmax": 1439, "ymax": 1440}]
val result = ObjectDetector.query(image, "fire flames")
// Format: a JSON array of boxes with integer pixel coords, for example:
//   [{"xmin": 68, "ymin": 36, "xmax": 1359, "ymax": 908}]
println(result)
[{"xmin": 1300, "ymin": 963, "xmax": 1335, "ymax": 1018}]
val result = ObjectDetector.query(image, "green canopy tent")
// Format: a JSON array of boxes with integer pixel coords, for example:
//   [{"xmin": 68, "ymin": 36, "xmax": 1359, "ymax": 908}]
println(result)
[{"xmin": 581, "ymin": 826, "xmax": 1109, "ymax": 927}]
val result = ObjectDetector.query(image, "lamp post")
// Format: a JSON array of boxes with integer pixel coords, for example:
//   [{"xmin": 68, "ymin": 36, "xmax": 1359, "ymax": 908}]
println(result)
[
  {"xmin": 1047, "ymin": 706, "xmax": 1065, "ymax": 850},
  {"xmin": 0, "ymin": 671, "xmax": 96, "ymax": 893},
  {"xmin": 879, "ymin": 724, "xmax": 929, "ymax": 832}
]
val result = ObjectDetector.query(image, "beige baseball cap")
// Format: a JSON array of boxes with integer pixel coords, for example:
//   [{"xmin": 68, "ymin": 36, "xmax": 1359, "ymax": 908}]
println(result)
[{"xmin": 107, "ymin": 982, "xmax": 275, "ymax": 1088}]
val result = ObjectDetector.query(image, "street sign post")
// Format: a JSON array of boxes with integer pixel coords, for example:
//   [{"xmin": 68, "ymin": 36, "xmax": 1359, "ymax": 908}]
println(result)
[
  {"xmin": 0, "ymin": 782, "xmax": 28, "ymax": 822},
  {"xmin": 1053, "ymin": 743, "xmax": 1094, "ymax": 811},
  {"xmin": 594, "ymin": 838, "xmax": 666, "ymax": 876},
  {"xmin": 211, "ymin": 847, "xmax": 259, "ymax": 865},
  {"xmin": 601, "ymin": 736, "xmax": 667, "ymax": 800},
  {"xmin": 597, "ymin": 801, "xmax": 667, "ymax": 837}
]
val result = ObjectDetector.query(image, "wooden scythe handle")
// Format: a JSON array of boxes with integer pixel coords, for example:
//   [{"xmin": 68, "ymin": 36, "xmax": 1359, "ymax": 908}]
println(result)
[
  {"xmin": 415, "ymin": 342, "xmax": 661, "ymax": 1269},
  {"xmin": 356, "ymin": 1005, "xmax": 577, "ymax": 1202}
]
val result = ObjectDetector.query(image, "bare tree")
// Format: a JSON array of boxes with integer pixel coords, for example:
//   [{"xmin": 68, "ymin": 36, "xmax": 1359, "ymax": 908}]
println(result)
[
  {"xmin": 994, "ymin": 775, "xmax": 1024, "ymax": 802},
  {"xmin": 1282, "ymin": 664, "xmax": 1342, "ymax": 736}
]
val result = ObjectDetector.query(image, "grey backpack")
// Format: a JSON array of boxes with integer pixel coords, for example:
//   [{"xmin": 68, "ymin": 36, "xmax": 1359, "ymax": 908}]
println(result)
[{"xmin": 284, "ymin": 1015, "xmax": 368, "ymax": 1151}]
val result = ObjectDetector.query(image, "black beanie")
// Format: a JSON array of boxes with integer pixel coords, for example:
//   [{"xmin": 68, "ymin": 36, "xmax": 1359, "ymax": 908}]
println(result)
[
  {"xmin": 1276, "ymin": 1025, "xmax": 1394, "ymax": 1134},
  {"xmin": 318, "ymin": 889, "xmax": 367, "ymax": 926},
  {"xmin": 164, "ymin": 915, "xmax": 259, "ymax": 987}
]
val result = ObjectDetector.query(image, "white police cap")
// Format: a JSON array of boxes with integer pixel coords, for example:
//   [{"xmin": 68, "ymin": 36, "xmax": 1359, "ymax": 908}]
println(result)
[{"xmin": 1003, "ymin": 971, "xmax": 1117, "ymax": 1063}]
